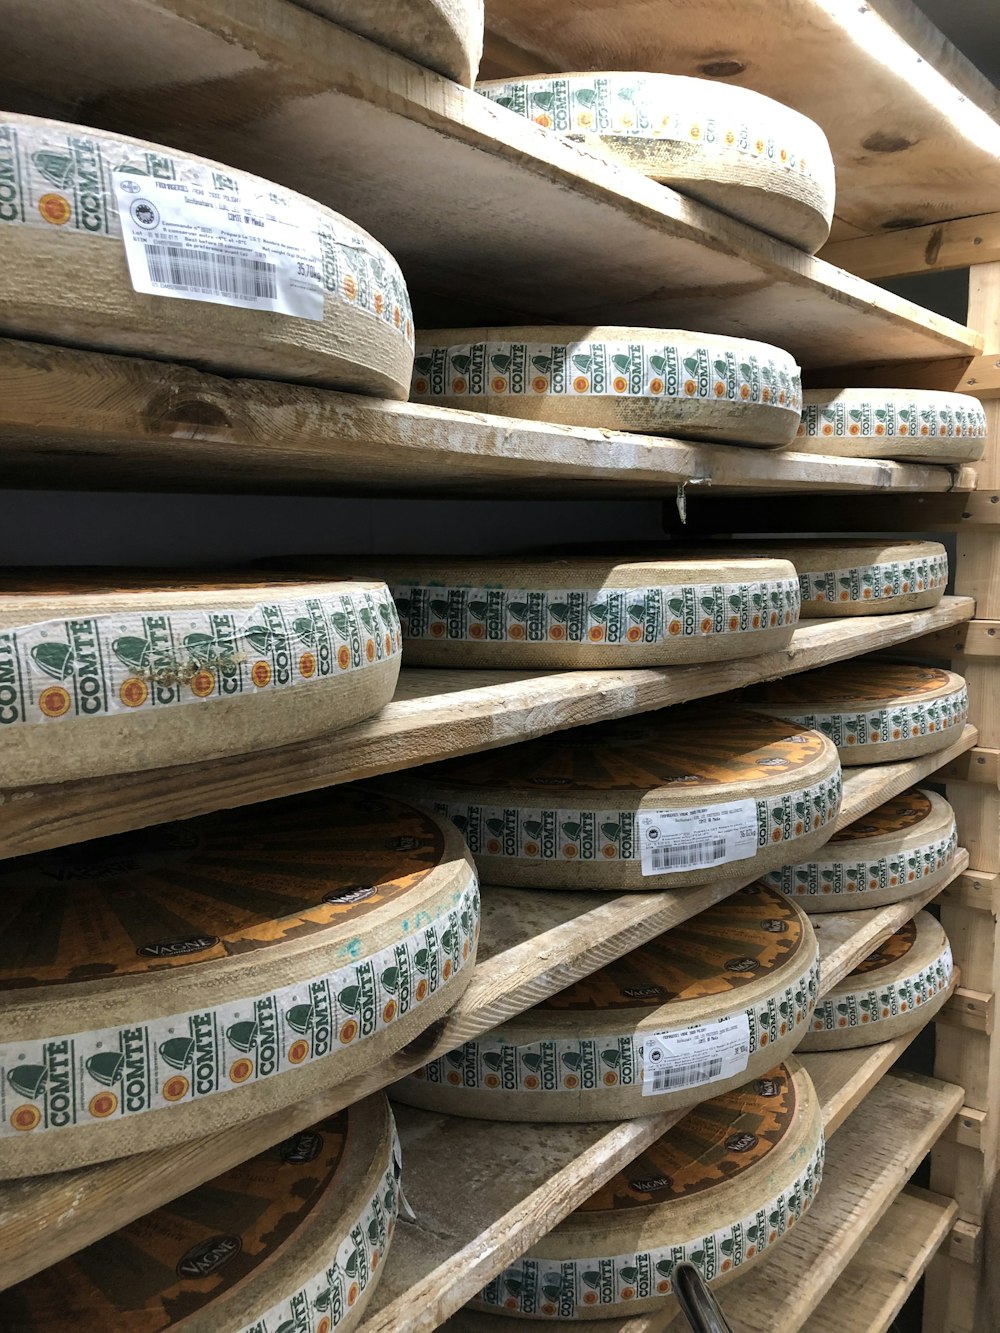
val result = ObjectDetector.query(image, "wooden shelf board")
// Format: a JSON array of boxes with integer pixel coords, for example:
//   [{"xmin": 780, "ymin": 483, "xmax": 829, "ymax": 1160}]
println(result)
[
  {"xmin": 0, "ymin": 600, "xmax": 975, "ymax": 860},
  {"xmin": 0, "ymin": 338, "xmax": 974, "ymax": 497},
  {"xmin": 799, "ymin": 1032, "xmax": 925, "ymax": 1139},
  {"xmin": 0, "ymin": 1, "xmax": 980, "ymax": 368},
  {"xmin": 482, "ymin": 0, "xmax": 1000, "ymax": 244}
]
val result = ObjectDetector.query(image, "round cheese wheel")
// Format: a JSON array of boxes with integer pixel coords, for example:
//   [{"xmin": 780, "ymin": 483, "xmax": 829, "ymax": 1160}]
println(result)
[
  {"xmin": 745, "ymin": 662, "xmax": 969, "ymax": 765},
  {"xmin": 411, "ymin": 325, "xmax": 802, "ymax": 446},
  {"xmin": 762, "ymin": 788, "xmax": 958, "ymax": 913},
  {"xmin": 795, "ymin": 389, "xmax": 987, "ymax": 463},
  {"xmin": 0, "ymin": 570, "xmax": 402, "ymax": 787},
  {"xmin": 358, "ymin": 554, "xmax": 799, "ymax": 667},
  {"xmin": 0, "ymin": 1094, "xmax": 399, "ymax": 1331},
  {"xmin": 467, "ymin": 1062, "xmax": 823, "ymax": 1321},
  {"xmin": 746, "ymin": 540, "xmax": 948, "ymax": 618},
  {"xmin": 0, "ymin": 787, "xmax": 478, "ymax": 1178},
  {"xmin": 385, "ymin": 709, "xmax": 842, "ymax": 890},
  {"xmin": 395, "ymin": 883, "xmax": 818, "ymax": 1121},
  {"xmin": 293, "ymin": 0, "xmax": 484, "ymax": 84},
  {"xmin": 477, "ymin": 73, "xmax": 835, "ymax": 252},
  {"xmin": 0, "ymin": 113, "xmax": 414, "ymax": 394},
  {"xmin": 801, "ymin": 913, "xmax": 954, "ymax": 1051}
]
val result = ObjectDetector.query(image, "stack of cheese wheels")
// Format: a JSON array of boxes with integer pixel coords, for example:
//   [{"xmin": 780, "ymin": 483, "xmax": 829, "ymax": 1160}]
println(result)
[
  {"xmin": 293, "ymin": 0, "xmax": 484, "ymax": 83},
  {"xmin": 463, "ymin": 1063, "xmax": 823, "ymax": 1321},
  {"xmin": 477, "ymin": 73, "xmax": 835, "ymax": 252},
  {"xmin": 0, "ymin": 570, "xmax": 402, "ymax": 787},
  {"xmin": 354, "ymin": 552, "xmax": 800, "ymax": 668},
  {"xmin": 795, "ymin": 388, "xmax": 987, "ymax": 464},
  {"xmin": 385, "ymin": 708, "xmax": 842, "ymax": 890},
  {"xmin": 0, "ymin": 787, "xmax": 478, "ymax": 1178},
  {"xmin": 411, "ymin": 325, "xmax": 802, "ymax": 446},
  {"xmin": 0, "ymin": 112, "xmax": 414, "ymax": 393},
  {"xmin": 744, "ymin": 539, "xmax": 948, "ymax": 617},
  {"xmin": 395, "ymin": 883, "xmax": 818, "ymax": 1120},
  {"xmin": 745, "ymin": 660, "xmax": 969, "ymax": 764},
  {"xmin": 802, "ymin": 913, "xmax": 954, "ymax": 1051},
  {"xmin": 0, "ymin": 1095, "xmax": 399, "ymax": 1331},
  {"xmin": 763, "ymin": 787, "xmax": 958, "ymax": 912}
]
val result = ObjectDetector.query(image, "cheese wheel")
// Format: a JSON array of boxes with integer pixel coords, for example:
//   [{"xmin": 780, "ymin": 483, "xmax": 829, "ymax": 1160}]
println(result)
[
  {"xmin": 795, "ymin": 388, "xmax": 987, "ymax": 463},
  {"xmin": 800, "ymin": 913, "xmax": 954, "ymax": 1051},
  {"xmin": 411, "ymin": 325, "xmax": 802, "ymax": 446},
  {"xmin": 292, "ymin": 0, "xmax": 484, "ymax": 84},
  {"xmin": 355, "ymin": 554, "xmax": 799, "ymax": 667},
  {"xmin": 394, "ymin": 883, "xmax": 818, "ymax": 1121},
  {"xmin": 0, "ymin": 113, "xmax": 414, "ymax": 394},
  {"xmin": 467, "ymin": 1062, "xmax": 823, "ymax": 1321},
  {"xmin": 477, "ymin": 73, "xmax": 835, "ymax": 252},
  {"xmin": 762, "ymin": 788, "xmax": 958, "ymax": 913},
  {"xmin": 745, "ymin": 662, "xmax": 969, "ymax": 766},
  {"xmin": 0, "ymin": 787, "xmax": 478, "ymax": 1178},
  {"xmin": 745, "ymin": 540, "xmax": 948, "ymax": 617},
  {"xmin": 385, "ymin": 709, "xmax": 842, "ymax": 890},
  {"xmin": 0, "ymin": 1094, "xmax": 399, "ymax": 1331},
  {"xmin": 0, "ymin": 570, "xmax": 402, "ymax": 787}
]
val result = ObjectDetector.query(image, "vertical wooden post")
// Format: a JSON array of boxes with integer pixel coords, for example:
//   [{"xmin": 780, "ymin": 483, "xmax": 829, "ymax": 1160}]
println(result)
[{"xmin": 924, "ymin": 264, "xmax": 1000, "ymax": 1333}]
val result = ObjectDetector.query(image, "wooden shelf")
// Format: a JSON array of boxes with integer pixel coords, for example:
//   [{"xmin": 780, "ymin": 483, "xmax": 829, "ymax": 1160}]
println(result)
[
  {"xmin": 0, "ymin": 599, "xmax": 975, "ymax": 859},
  {"xmin": 0, "ymin": 1, "xmax": 980, "ymax": 370},
  {"xmin": 481, "ymin": 0, "xmax": 1000, "ymax": 246},
  {"xmin": 0, "ymin": 339, "xmax": 976, "ymax": 497}
]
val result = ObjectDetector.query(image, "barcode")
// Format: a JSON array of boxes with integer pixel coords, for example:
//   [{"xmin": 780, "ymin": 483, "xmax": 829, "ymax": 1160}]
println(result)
[
  {"xmin": 143, "ymin": 243, "xmax": 278, "ymax": 301},
  {"xmin": 647, "ymin": 1056, "xmax": 724, "ymax": 1092},
  {"xmin": 647, "ymin": 838, "xmax": 727, "ymax": 870}
]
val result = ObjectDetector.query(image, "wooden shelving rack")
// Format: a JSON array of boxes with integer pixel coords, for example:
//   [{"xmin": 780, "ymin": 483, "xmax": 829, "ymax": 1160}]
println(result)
[{"xmin": 0, "ymin": 1, "xmax": 996, "ymax": 1330}]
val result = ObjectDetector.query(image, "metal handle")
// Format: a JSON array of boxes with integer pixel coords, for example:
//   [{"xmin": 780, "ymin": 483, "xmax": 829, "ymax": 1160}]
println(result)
[{"xmin": 672, "ymin": 1262, "xmax": 735, "ymax": 1333}]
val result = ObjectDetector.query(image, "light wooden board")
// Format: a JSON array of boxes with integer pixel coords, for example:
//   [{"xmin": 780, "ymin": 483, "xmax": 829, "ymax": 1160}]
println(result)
[
  {"xmin": 821, "ymin": 214, "xmax": 1000, "ymax": 282},
  {"xmin": 0, "ymin": 602, "xmax": 975, "ymax": 860},
  {"xmin": 482, "ymin": 0, "xmax": 1000, "ymax": 242},
  {"xmin": 0, "ymin": 0, "xmax": 979, "ymax": 368},
  {"xmin": 0, "ymin": 339, "xmax": 970, "ymax": 498},
  {"xmin": 799, "ymin": 1034, "xmax": 924, "ymax": 1139}
]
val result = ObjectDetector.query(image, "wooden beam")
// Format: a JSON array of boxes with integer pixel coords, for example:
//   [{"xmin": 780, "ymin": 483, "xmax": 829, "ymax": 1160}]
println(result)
[
  {"xmin": 938, "ymin": 868, "xmax": 1000, "ymax": 912},
  {"xmin": 938, "ymin": 987, "xmax": 995, "ymax": 1035},
  {"xmin": 820, "ymin": 214, "xmax": 1000, "ymax": 281}
]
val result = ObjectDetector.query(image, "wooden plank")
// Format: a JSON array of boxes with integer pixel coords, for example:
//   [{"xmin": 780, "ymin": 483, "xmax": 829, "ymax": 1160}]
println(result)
[
  {"xmin": 800, "ymin": 1186, "xmax": 959, "ymax": 1333},
  {"xmin": 0, "ymin": 338, "xmax": 969, "ymax": 498},
  {"xmin": 938, "ymin": 869, "xmax": 1000, "ymax": 912},
  {"xmin": 0, "ymin": 603, "xmax": 975, "ymax": 860},
  {"xmin": 820, "ymin": 214, "xmax": 1000, "ymax": 282},
  {"xmin": 895, "ymin": 622, "xmax": 1000, "ymax": 661},
  {"xmin": 0, "ymin": 0, "xmax": 980, "ymax": 367},
  {"xmin": 799, "ymin": 1034, "xmax": 923, "ymax": 1139},
  {"xmin": 935, "ymin": 749, "xmax": 1000, "ymax": 788},
  {"xmin": 938, "ymin": 987, "xmax": 995, "ymax": 1035},
  {"xmin": 940, "ymin": 1107, "xmax": 988, "ymax": 1153}
]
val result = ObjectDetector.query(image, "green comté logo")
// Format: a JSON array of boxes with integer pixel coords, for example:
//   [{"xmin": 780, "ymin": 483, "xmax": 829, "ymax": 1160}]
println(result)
[
  {"xmin": 29, "ymin": 642, "xmax": 74, "ymax": 680},
  {"xmin": 31, "ymin": 149, "xmax": 75, "ymax": 189}
]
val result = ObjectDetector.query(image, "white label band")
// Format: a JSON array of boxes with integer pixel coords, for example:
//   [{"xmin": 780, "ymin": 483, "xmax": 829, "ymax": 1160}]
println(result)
[
  {"xmin": 642, "ymin": 1014, "xmax": 752, "ymax": 1096},
  {"xmin": 638, "ymin": 800, "xmax": 759, "ymax": 876}
]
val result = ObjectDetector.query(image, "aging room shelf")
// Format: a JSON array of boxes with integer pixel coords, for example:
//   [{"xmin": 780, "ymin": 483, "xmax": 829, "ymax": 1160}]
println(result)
[
  {"xmin": 0, "ymin": 339, "xmax": 977, "ymax": 497},
  {"xmin": 0, "ymin": 600, "xmax": 975, "ymax": 858},
  {"xmin": 0, "ymin": 0, "xmax": 980, "ymax": 369}
]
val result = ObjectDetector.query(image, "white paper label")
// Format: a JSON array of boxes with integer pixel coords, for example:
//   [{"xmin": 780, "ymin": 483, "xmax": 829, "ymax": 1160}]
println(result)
[
  {"xmin": 114, "ymin": 172, "xmax": 324, "ymax": 320},
  {"xmin": 642, "ymin": 1014, "xmax": 751, "ymax": 1096},
  {"xmin": 637, "ymin": 800, "xmax": 758, "ymax": 876}
]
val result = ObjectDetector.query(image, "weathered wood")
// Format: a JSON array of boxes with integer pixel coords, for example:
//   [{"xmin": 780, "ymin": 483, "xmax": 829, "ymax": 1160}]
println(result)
[
  {"xmin": 820, "ymin": 214, "xmax": 1000, "ymax": 282},
  {"xmin": 939, "ymin": 869, "xmax": 1000, "ymax": 912},
  {"xmin": 939, "ymin": 988, "xmax": 995, "ymax": 1036},
  {"xmin": 0, "ymin": 0, "xmax": 980, "ymax": 367},
  {"xmin": 0, "ymin": 604, "xmax": 975, "ymax": 859},
  {"xmin": 799, "ymin": 1034, "xmax": 923, "ymax": 1138}
]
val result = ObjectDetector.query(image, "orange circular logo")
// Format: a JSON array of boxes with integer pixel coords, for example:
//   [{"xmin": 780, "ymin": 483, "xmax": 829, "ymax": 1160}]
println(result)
[
  {"xmin": 162, "ymin": 1075, "xmax": 190, "ymax": 1102},
  {"xmin": 229, "ymin": 1058, "xmax": 254, "ymax": 1083},
  {"xmin": 343, "ymin": 274, "xmax": 358, "ymax": 300},
  {"xmin": 366, "ymin": 639, "xmax": 376, "ymax": 661},
  {"xmin": 251, "ymin": 660, "xmax": 272, "ymax": 688},
  {"xmin": 317, "ymin": 1320, "xmax": 331, "ymax": 1333},
  {"xmin": 10, "ymin": 1105, "xmax": 41, "ymax": 1132},
  {"xmin": 287, "ymin": 1040, "xmax": 309, "ymax": 1064},
  {"xmin": 190, "ymin": 669, "xmax": 215, "ymax": 697},
  {"xmin": 337, "ymin": 646, "xmax": 351, "ymax": 670},
  {"xmin": 339, "ymin": 1020, "xmax": 359, "ymax": 1045},
  {"xmin": 89, "ymin": 1091, "xmax": 118, "ymax": 1118},
  {"xmin": 382, "ymin": 999, "xmax": 397, "ymax": 1023},
  {"xmin": 38, "ymin": 192, "xmax": 71, "ymax": 225},
  {"xmin": 299, "ymin": 652, "xmax": 316, "ymax": 679},
  {"xmin": 38, "ymin": 685, "xmax": 71, "ymax": 718},
  {"xmin": 119, "ymin": 677, "xmax": 148, "ymax": 709}
]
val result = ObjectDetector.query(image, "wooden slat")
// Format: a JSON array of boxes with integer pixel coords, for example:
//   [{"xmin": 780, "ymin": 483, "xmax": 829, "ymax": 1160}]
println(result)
[
  {"xmin": 799, "ymin": 1033, "xmax": 925, "ymax": 1139},
  {"xmin": 820, "ymin": 214, "xmax": 1000, "ymax": 281},
  {"xmin": 0, "ymin": 0, "xmax": 980, "ymax": 368},
  {"xmin": 0, "ymin": 338, "xmax": 973, "ymax": 497},
  {"xmin": 0, "ymin": 602, "xmax": 975, "ymax": 860}
]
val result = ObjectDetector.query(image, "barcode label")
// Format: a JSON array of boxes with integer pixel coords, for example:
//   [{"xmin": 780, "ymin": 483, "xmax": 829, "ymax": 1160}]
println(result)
[
  {"xmin": 642, "ymin": 1014, "xmax": 751, "ymax": 1097},
  {"xmin": 638, "ymin": 800, "xmax": 758, "ymax": 876},
  {"xmin": 144, "ymin": 244, "xmax": 278, "ymax": 301},
  {"xmin": 646, "ymin": 1056, "xmax": 724, "ymax": 1092},
  {"xmin": 646, "ymin": 838, "xmax": 727, "ymax": 870}
]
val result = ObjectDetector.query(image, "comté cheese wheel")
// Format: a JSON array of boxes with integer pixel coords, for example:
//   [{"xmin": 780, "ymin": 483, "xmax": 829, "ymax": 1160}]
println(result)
[
  {"xmin": 745, "ymin": 661, "xmax": 969, "ymax": 765},
  {"xmin": 796, "ymin": 389, "xmax": 987, "ymax": 464},
  {"xmin": 744, "ymin": 539, "xmax": 948, "ymax": 618},
  {"xmin": 477, "ymin": 73, "xmax": 835, "ymax": 252},
  {"xmin": 356, "ymin": 553, "xmax": 800, "ymax": 667},
  {"xmin": 292, "ymin": 0, "xmax": 484, "ymax": 84},
  {"xmin": 0, "ymin": 787, "xmax": 478, "ymax": 1178},
  {"xmin": 0, "ymin": 570, "xmax": 402, "ymax": 787},
  {"xmin": 762, "ymin": 788, "xmax": 958, "ymax": 913},
  {"xmin": 0, "ymin": 1094, "xmax": 399, "ymax": 1331},
  {"xmin": 0, "ymin": 113, "xmax": 414, "ymax": 394},
  {"xmin": 394, "ymin": 883, "xmax": 818, "ymax": 1121},
  {"xmin": 385, "ymin": 709, "xmax": 842, "ymax": 890},
  {"xmin": 466, "ymin": 1062, "xmax": 823, "ymax": 1321},
  {"xmin": 801, "ymin": 913, "xmax": 954, "ymax": 1051},
  {"xmin": 411, "ymin": 326, "xmax": 802, "ymax": 446}
]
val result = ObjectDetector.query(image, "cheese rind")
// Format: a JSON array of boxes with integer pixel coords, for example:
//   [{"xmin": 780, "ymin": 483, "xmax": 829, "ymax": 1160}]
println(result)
[
  {"xmin": 742, "ymin": 540, "xmax": 948, "ymax": 618},
  {"xmin": 796, "ymin": 388, "xmax": 987, "ymax": 463},
  {"xmin": 478, "ymin": 72, "xmax": 835, "ymax": 251},
  {"xmin": 291, "ymin": 0, "xmax": 484, "ymax": 84}
]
